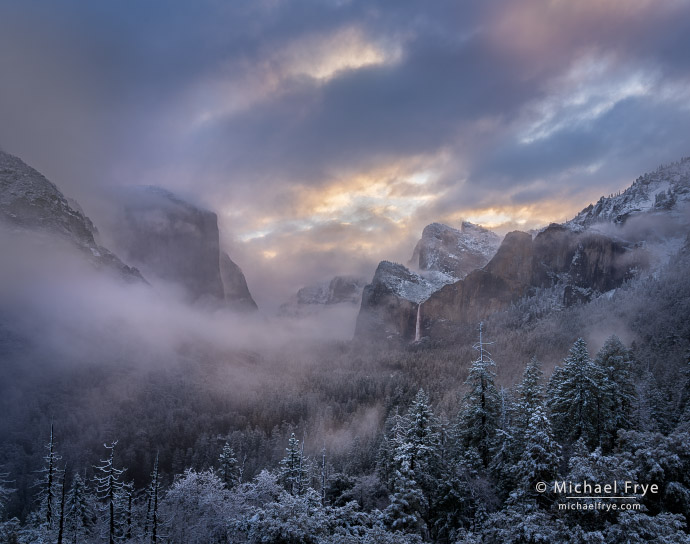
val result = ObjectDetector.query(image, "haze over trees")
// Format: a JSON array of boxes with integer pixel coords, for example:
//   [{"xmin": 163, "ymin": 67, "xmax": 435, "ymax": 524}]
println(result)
[{"xmin": 2, "ymin": 151, "xmax": 690, "ymax": 541}]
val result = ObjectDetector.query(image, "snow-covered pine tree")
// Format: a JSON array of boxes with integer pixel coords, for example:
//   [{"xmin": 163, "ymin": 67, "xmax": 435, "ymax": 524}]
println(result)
[
  {"xmin": 320, "ymin": 445, "xmax": 327, "ymax": 506},
  {"xmin": 594, "ymin": 335, "xmax": 637, "ymax": 449},
  {"xmin": 120, "ymin": 481, "xmax": 133, "ymax": 542},
  {"xmin": 377, "ymin": 408, "xmax": 405, "ymax": 489},
  {"xmin": 389, "ymin": 389, "xmax": 442, "ymax": 537},
  {"xmin": 460, "ymin": 323, "xmax": 501, "ymax": 467},
  {"xmin": 217, "ymin": 441, "xmax": 238, "ymax": 489},
  {"xmin": 515, "ymin": 357, "xmax": 544, "ymax": 428},
  {"xmin": 93, "ymin": 441, "xmax": 126, "ymax": 544},
  {"xmin": 405, "ymin": 390, "xmax": 441, "ymax": 483},
  {"xmin": 144, "ymin": 452, "xmax": 161, "ymax": 544},
  {"xmin": 35, "ymin": 423, "xmax": 63, "ymax": 533},
  {"xmin": 57, "ymin": 468, "xmax": 67, "ymax": 544},
  {"xmin": 64, "ymin": 473, "xmax": 95, "ymax": 544},
  {"xmin": 279, "ymin": 433, "xmax": 308, "ymax": 496},
  {"xmin": 547, "ymin": 338, "xmax": 603, "ymax": 448},
  {"xmin": 383, "ymin": 449, "xmax": 426, "ymax": 536},
  {"xmin": 510, "ymin": 405, "xmax": 561, "ymax": 509},
  {"xmin": 505, "ymin": 357, "xmax": 545, "ymax": 469}
]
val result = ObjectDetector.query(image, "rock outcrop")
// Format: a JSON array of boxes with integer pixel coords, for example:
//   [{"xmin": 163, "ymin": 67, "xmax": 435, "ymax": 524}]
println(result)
[
  {"xmin": 420, "ymin": 225, "xmax": 642, "ymax": 338},
  {"xmin": 356, "ymin": 226, "xmax": 645, "ymax": 343},
  {"xmin": 354, "ymin": 262, "xmax": 453, "ymax": 342},
  {"xmin": 279, "ymin": 275, "xmax": 367, "ymax": 318},
  {"xmin": 568, "ymin": 157, "xmax": 690, "ymax": 229},
  {"xmin": 410, "ymin": 222, "xmax": 501, "ymax": 279},
  {"xmin": 298, "ymin": 276, "xmax": 367, "ymax": 306},
  {"xmin": 0, "ymin": 150, "xmax": 142, "ymax": 281},
  {"xmin": 104, "ymin": 186, "xmax": 257, "ymax": 309},
  {"xmin": 220, "ymin": 252, "xmax": 258, "ymax": 312}
]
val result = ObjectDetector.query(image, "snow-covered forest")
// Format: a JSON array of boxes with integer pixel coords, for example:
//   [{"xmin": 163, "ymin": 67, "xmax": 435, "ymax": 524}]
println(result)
[{"xmin": 1, "ymin": 244, "xmax": 690, "ymax": 543}]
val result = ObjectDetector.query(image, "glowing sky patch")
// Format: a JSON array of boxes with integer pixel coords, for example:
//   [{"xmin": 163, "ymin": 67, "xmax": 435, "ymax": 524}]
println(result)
[{"xmin": 188, "ymin": 25, "xmax": 398, "ymax": 125}]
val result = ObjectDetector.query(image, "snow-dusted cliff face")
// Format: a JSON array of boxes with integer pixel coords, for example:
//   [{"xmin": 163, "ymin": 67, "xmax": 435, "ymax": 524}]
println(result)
[
  {"xmin": 410, "ymin": 222, "xmax": 502, "ymax": 279},
  {"xmin": 0, "ymin": 150, "xmax": 142, "ymax": 280},
  {"xmin": 370, "ymin": 261, "xmax": 454, "ymax": 304},
  {"xmin": 279, "ymin": 276, "xmax": 367, "ymax": 317},
  {"xmin": 568, "ymin": 158, "xmax": 690, "ymax": 229},
  {"xmin": 356, "ymin": 157, "xmax": 690, "ymax": 344},
  {"xmin": 105, "ymin": 186, "xmax": 257, "ymax": 310},
  {"xmin": 353, "ymin": 261, "xmax": 458, "ymax": 342},
  {"xmin": 297, "ymin": 276, "xmax": 367, "ymax": 306}
]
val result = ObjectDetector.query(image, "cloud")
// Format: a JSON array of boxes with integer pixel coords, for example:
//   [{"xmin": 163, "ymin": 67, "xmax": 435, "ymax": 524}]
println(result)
[{"xmin": 1, "ymin": 0, "xmax": 689, "ymax": 304}]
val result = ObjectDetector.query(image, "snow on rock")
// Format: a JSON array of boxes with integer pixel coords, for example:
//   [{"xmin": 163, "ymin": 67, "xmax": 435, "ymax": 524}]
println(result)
[
  {"xmin": 278, "ymin": 275, "xmax": 366, "ymax": 317},
  {"xmin": 372, "ymin": 261, "xmax": 455, "ymax": 304},
  {"xmin": 568, "ymin": 157, "xmax": 690, "ymax": 229},
  {"xmin": 0, "ymin": 149, "xmax": 143, "ymax": 281},
  {"xmin": 410, "ymin": 221, "xmax": 502, "ymax": 279}
]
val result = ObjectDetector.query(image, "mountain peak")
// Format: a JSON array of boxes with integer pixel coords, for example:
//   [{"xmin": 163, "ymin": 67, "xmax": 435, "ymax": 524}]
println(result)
[
  {"xmin": 0, "ymin": 150, "xmax": 142, "ymax": 281},
  {"xmin": 568, "ymin": 157, "xmax": 690, "ymax": 229},
  {"xmin": 410, "ymin": 221, "xmax": 502, "ymax": 279}
]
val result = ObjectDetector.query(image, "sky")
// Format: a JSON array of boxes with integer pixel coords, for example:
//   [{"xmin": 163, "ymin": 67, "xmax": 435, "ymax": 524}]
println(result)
[{"xmin": 1, "ymin": 0, "xmax": 689, "ymax": 308}]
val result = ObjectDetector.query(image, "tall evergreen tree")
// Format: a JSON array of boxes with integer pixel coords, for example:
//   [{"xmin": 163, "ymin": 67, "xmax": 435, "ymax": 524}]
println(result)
[
  {"xmin": 547, "ymin": 338, "xmax": 603, "ymax": 448},
  {"xmin": 279, "ymin": 433, "xmax": 308, "ymax": 496},
  {"xmin": 460, "ymin": 323, "xmax": 501, "ymax": 467},
  {"xmin": 57, "ymin": 468, "xmax": 67, "ymax": 544},
  {"xmin": 382, "ymin": 390, "xmax": 442, "ymax": 537},
  {"xmin": 144, "ymin": 453, "xmax": 161, "ymax": 544},
  {"xmin": 93, "ymin": 441, "xmax": 126, "ymax": 544},
  {"xmin": 594, "ymin": 335, "xmax": 637, "ymax": 449},
  {"xmin": 35, "ymin": 423, "xmax": 63, "ymax": 533},
  {"xmin": 506, "ymin": 357, "xmax": 546, "ymax": 468},
  {"xmin": 65, "ymin": 473, "xmax": 94, "ymax": 544},
  {"xmin": 217, "ymin": 441, "xmax": 239, "ymax": 489},
  {"xmin": 383, "ymin": 448, "xmax": 426, "ymax": 536},
  {"xmin": 510, "ymin": 405, "xmax": 561, "ymax": 509}
]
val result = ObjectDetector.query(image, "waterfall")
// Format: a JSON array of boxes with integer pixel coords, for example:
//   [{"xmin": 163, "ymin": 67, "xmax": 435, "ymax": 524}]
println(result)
[{"xmin": 414, "ymin": 302, "xmax": 422, "ymax": 342}]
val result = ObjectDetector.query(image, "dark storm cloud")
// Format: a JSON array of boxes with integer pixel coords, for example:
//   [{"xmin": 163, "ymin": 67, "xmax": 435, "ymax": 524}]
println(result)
[{"xmin": 2, "ymin": 0, "xmax": 686, "ymax": 194}]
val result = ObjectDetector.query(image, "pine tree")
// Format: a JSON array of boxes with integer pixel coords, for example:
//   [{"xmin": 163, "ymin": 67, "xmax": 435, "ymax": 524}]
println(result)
[
  {"xmin": 460, "ymin": 323, "xmax": 501, "ymax": 467},
  {"xmin": 377, "ymin": 408, "xmax": 405, "ymax": 489},
  {"xmin": 547, "ymin": 338, "xmax": 603, "ymax": 448},
  {"xmin": 594, "ymin": 335, "xmax": 636, "ymax": 449},
  {"xmin": 35, "ymin": 423, "xmax": 63, "ymax": 533},
  {"xmin": 121, "ymin": 482, "xmax": 133, "ymax": 542},
  {"xmin": 65, "ymin": 473, "xmax": 95, "ymax": 544},
  {"xmin": 217, "ymin": 442, "xmax": 238, "ymax": 489},
  {"xmin": 144, "ymin": 453, "xmax": 161, "ymax": 544},
  {"xmin": 510, "ymin": 405, "xmax": 561, "ymax": 509},
  {"xmin": 279, "ymin": 433, "xmax": 308, "ymax": 496},
  {"xmin": 93, "ymin": 441, "xmax": 126, "ymax": 544},
  {"xmin": 320, "ymin": 445, "xmax": 327, "ymax": 506},
  {"xmin": 510, "ymin": 357, "xmax": 545, "ymax": 463},
  {"xmin": 516, "ymin": 357, "xmax": 544, "ymax": 426},
  {"xmin": 382, "ymin": 390, "xmax": 443, "ymax": 538},
  {"xmin": 405, "ymin": 389, "xmax": 441, "ymax": 481},
  {"xmin": 383, "ymin": 450, "xmax": 426, "ymax": 535},
  {"xmin": 57, "ymin": 468, "xmax": 67, "ymax": 544}
]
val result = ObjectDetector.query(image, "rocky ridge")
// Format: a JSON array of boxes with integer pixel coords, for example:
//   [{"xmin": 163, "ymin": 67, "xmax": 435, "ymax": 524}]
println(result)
[
  {"xmin": 410, "ymin": 221, "xmax": 502, "ymax": 279},
  {"xmin": 354, "ymin": 158, "xmax": 690, "ymax": 344},
  {"xmin": 0, "ymin": 150, "xmax": 142, "ymax": 281},
  {"xmin": 279, "ymin": 276, "xmax": 367, "ymax": 317},
  {"xmin": 568, "ymin": 157, "xmax": 690, "ymax": 229},
  {"xmin": 104, "ymin": 186, "xmax": 258, "ymax": 311}
]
